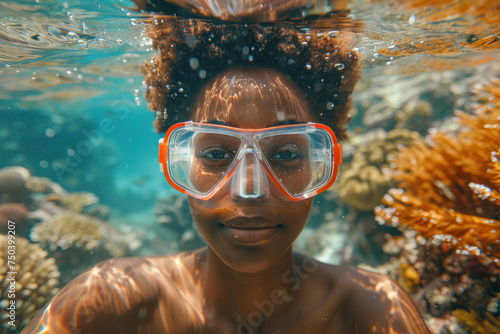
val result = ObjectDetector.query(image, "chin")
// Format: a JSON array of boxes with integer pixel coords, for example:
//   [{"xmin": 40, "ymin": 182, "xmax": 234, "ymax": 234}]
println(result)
[{"xmin": 216, "ymin": 245, "xmax": 289, "ymax": 273}]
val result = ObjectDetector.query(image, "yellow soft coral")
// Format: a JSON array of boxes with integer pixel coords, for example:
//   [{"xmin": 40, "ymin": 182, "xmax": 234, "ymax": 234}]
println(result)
[
  {"xmin": 452, "ymin": 309, "xmax": 500, "ymax": 334},
  {"xmin": 375, "ymin": 80, "xmax": 500, "ymax": 260}
]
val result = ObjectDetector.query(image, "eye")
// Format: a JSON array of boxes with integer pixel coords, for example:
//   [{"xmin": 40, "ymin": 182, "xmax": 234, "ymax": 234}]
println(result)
[
  {"xmin": 270, "ymin": 145, "xmax": 304, "ymax": 161},
  {"xmin": 199, "ymin": 148, "xmax": 235, "ymax": 161}
]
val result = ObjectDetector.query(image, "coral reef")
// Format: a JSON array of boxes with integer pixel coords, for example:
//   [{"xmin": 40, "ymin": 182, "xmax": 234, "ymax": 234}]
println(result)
[
  {"xmin": 103, "ymin": 224, "xmax": 143, "ymax": 258},
  {"xmin": 361, "ymin": 229, "xmax": 500, "ymax": 334},
  {"xmin": 453, "ymin": 309, "xmax": 500, "ymax": 334},
  {"xmin": 0, "ymin": 166, "xmax": 30, "ymax": 204},
  {"xmin": 354, "ymin": 80, "xmax": 457, "ymax": 136},
  {"xmin": 0, "ymin": 110, "xmax": 118, "ymax": 204},
  {"xmin": 394, "ymin": 99, "xmax": 433, "ymax": 134},
  {"xmin": 29, "ymin": 210, "xmax": 116, "ymax": 286},
  {"xmin": 44, "ymin": 192, "xmax": 99, "ymax": 213},
  {"xmin": 294, "ymin": 208, "xmax": 348, "ymax": 264},
  {"xmin": 0, "ymin": 235, "xmax": 60, "ymax": 332},
  {"xmin": 30, "ymin": 212, "xmax": 107, "ymax": 251},
  {"xmin": 371, "ymin": 79, "xmax": 500, "ymax": 333},
  {"xmin": 337, "ymin": 128, "xmax": 422, "ymax": 211},
  {"xmin": 154, "ymin": 194, "xmax": 204, "ymax": 250},
  {"xmin": 27, "ymin": 176, "xmax": 66, "ymax": 196},
  {"xmin": 375, "ymin": 81, "xmax": 500, "ymax": 259},
  {"xmin": 0, "ymin": 203, "xmax": 29, "ymax": 235}
]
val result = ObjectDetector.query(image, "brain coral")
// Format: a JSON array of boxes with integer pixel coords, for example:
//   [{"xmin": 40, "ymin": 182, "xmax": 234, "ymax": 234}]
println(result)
[
  {"xmin": 338, "ymin": 128, "xmax": 422, "ymax": 211},
  {"xmin": 0, "ymin": 235, "xmax": 60, "ymax": 332}
]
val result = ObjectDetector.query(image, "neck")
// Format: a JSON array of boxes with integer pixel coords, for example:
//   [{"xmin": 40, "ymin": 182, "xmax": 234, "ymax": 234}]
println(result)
[{"xmin": 200, "ymin": 246, "xmax": 297, "ymax": 320}]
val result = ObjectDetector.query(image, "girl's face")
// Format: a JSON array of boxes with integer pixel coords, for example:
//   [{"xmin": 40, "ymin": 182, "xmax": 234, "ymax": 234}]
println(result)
[{"xmin": 188, "ymin": 67, "xmax": 316, "ymax": 273}]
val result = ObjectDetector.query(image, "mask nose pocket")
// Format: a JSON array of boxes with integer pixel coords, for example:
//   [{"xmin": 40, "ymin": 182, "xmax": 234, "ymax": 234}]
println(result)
[{"xmin": 230, "ymin": 149, "xmax": 270, "ymax": 199}]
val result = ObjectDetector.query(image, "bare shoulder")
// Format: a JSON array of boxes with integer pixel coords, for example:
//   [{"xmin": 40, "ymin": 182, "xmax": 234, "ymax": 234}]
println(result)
[
  {"xmin": 22, "ymin": 250, "xmax": 205, "ymax": 333},
  {"xmin": 309, "ymin": 259, "xmax": 430, "ymax": 334}
]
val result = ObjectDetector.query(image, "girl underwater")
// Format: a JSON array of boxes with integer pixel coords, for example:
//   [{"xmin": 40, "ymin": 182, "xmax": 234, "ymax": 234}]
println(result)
[{"xmin": 22, "ymin": 18, "xmax": 430, "ymax": 334}]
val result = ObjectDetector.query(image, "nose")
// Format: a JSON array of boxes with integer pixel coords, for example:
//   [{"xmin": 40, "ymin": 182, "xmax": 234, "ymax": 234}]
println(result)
[{"xmin": 230, "ymin": 149, "xmax": 270, "ymax": 200}]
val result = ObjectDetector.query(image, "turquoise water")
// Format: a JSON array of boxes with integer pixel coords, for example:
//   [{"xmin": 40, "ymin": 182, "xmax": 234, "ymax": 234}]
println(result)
[
  {"xmin": 1, "ymin": 0, "xmax": 500, "ymax": 333},
  {"xmin": 1, "ymin": 0, "xmax": 163, "ymax": 217}
]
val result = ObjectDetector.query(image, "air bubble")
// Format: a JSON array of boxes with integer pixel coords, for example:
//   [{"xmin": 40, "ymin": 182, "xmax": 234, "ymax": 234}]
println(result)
[
  {"xmin": 334, "ymin": 63, "xmax": 345, "ymax": 70},
  {"xmin": 134, "ymin": 89, "xmax": 140, "ymax": 96},
  {"xmin": 408, "ymin": 14, "xmax": 416, "ymax": 25},
  {"xmin": 316, "ymin": 33, "xmax": 324, "ymax": 38},
  {"xmin": 78, "ymin": 40, "xmax": 88, "ymax": 49},
  {"xmin": 45, "ymin": 128, "xmax": 55, "ymax": 137},
  {"xmin": 198, "ymin": 69, "xmax": 206, "ymax": 79},
  {"xmin": 189, "ymin": 57, "xmax": 199, "ymax": 70},
  {"xmin": 66, "ymin": 31, "xmax": 79, "ymax": 41},
  {"xmin": 306, "ymin": 64, "xmax": 312, "ymax": 70},
  {"xmin": 242, "ymin": 46, "xmax": 249, "ymax": 55},
  {"xmin": 115, "ymin": 38, "xmax": 123, "ymax": 45},
  {"xmin": 328, "ymin": 31, "xmax": 339, "ymax": 38},
  {"xmin": 326, "ymin": 102, "xmax": 334, "ymax": 110},
  {"xmin": 178, "ymin": 88, "xmax": 184, "ymax": 93},
  {"xmin": 97, "ymin": 38, "xmax": 106, "ymax": 45},
  {"xmin": 248, "ymin": 55, "xmax": 253, "ymax": 62}
]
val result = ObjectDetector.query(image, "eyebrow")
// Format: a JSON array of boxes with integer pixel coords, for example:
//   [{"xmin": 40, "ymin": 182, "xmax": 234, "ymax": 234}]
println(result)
[{"xmin": 206, "ymin": 119, "xmax": 305, "ymax": 128}]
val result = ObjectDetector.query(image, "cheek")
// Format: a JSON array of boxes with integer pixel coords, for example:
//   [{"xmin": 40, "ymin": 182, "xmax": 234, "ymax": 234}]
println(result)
[{"xmin": 281, "ymin": 199, "xmax": 314, "ymax": 234}]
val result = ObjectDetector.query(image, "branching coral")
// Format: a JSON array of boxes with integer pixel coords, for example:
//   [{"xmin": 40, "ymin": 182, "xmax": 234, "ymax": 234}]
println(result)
[
  {"xmin": 27, "ymin": 176, "xmax": 66, "ymax": 196},
  {"xmin": 375, "ymin": 80, "xmax": 500, "ymax": 260},
  {"xmin": 338, "ymin": 129, "xmax": 422, "ymax": 211},
  {"xmin": 30, "ymin": 212, "xmax": 107, "ymax": 251},
  {"xmin": 0, "ymin": 235, "xmax": 60, "ymax": 332},
  {"xmin": 44, "ymin": 192, "xmax": 99, "ymax": 213}
]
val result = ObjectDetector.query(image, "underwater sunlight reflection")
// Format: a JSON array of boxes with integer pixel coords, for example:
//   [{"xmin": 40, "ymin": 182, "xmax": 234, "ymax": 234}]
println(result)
[{"xmin": 0, "ymin": 0, "xmax": 499, "ymax": 333}]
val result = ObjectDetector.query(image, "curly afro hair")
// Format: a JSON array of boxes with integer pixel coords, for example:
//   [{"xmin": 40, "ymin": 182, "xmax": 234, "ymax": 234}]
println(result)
[{"xmin": 142, "ymin": 18, "xmax": 360, "ymax": 140}]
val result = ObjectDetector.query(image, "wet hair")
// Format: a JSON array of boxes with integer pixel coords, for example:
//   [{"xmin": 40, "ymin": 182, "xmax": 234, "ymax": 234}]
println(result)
[{"xmin": 142, "ymin": 19, "xmax": 361, "ymax": 140}]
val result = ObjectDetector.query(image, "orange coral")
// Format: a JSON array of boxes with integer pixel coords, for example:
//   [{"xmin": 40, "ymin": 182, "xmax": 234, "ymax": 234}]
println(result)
[{"xmin": 375, "ymin": 80, "xmax": 500, "ymax": 260}]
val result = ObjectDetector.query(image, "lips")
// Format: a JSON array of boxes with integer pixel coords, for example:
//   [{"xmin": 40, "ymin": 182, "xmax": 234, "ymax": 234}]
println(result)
[{"xmin": 221, "ymin": 217, "xmax": 279, "ymax": 244}]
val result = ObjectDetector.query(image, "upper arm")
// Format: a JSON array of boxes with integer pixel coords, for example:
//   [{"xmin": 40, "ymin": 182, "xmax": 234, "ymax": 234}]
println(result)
[
  {"xmin": 21, "ymin": 258, "xmax": 161, "ymax": 334},
  {"xmin": 342, "ymin": 270, "xmax": 430, "ymax": 334}
]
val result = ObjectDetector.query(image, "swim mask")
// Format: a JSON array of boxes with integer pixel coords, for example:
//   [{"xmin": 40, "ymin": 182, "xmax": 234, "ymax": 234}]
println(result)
[{"xmin": 159, "ymin": 122, "xmax": 342, "ymax": 201}]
